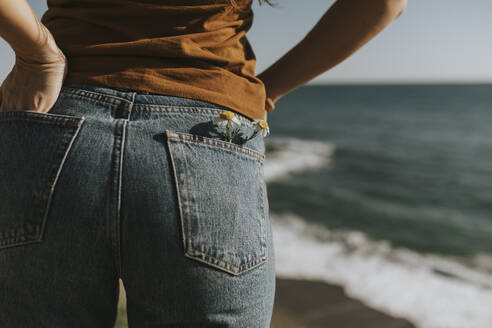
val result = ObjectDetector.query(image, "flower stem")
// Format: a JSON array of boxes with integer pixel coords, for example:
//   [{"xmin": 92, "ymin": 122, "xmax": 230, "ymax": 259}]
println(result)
[
  {"xmin": 225, "ymin": 121, "xmax": 231, "ymax": 141},
  {"xmin": 240, "ymin": 129, "xmax": 259, "ymax": 146},
  {"xmin": 231, "ymin": 128, "xmax": 240, "ymax": 140}
]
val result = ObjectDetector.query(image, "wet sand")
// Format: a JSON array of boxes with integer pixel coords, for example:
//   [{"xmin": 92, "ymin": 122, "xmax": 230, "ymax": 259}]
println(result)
[{"xmin": 271, "ymin": 277, "xmax": 416, "ymax": 328}]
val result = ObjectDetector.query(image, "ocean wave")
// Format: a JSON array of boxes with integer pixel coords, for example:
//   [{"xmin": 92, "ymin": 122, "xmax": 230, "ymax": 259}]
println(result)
[
  {"xmin": 270, "ymin": 212, "xmax": 492, "ymax": 328},
  {"xmin": 264, "ymin": 137, "xmax": 335, "ymax": 181}
]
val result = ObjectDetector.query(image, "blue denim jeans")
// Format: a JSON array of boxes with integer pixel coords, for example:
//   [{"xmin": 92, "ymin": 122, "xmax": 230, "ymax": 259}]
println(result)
[{"xmin": 0, "ymin": 83, "xmax": 275, "ymax": 327}]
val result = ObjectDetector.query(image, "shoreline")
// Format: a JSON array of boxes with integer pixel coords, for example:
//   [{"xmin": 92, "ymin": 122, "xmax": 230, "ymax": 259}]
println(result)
[{"xmin": 271, "ymin": 277, "xmax": 416, "ymax": 328}]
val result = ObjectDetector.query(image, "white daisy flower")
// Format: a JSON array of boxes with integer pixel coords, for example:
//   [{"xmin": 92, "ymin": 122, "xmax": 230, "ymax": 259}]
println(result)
[
  {"xmin": 212, "ymin": 110, "xmax": 241, "ymax": 128},
  {"xmin": 253, "ymin": 119, "xmax": 270, "ymax": 137}
]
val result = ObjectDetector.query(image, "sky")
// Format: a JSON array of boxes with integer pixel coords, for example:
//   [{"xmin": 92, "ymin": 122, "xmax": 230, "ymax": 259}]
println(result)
[{"xmin": 1, "ymin": 0, "xmax": 491, "ymax": 84}]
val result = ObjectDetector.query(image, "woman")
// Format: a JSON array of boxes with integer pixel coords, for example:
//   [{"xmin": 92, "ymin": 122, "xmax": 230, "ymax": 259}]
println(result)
[{"xmin": 0, "ymin": 0, "xmax": 405, "ymax": 326}]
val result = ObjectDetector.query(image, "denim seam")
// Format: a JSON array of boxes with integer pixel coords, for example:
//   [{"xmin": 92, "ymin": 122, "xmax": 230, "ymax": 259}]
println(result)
[
  {"xmin": 116, "ymin": 93, "xmax": 134, "ymax": 277},
  {"xmin": 61, "ymin": 93, "xmax": 123, "ymax": 109},
  {"xmin": 0, "ymin": 118, "xmax": 84, "ymax": 249},
  {"xmin": 183, "ymin": 253, "xmax": 267, "ymax": 276},
  {"xmin": 61, "ymin": 87, "xmax": 133, "ymax": 105},
  {"xmin": 109, "ymin": 119, "xmax": 126, "ymax": 278},
  {"xmin": 165, "ymin": 132, "xmax": 188, "ymax": 252},
  {"xmin": 0, "ymin": 113, "xmax": 84, "ymax": 125},
  {"xmin": 0, "ymin": 118, "xmax": 81, "ymax": 126},
  {"xmin": 127, "ymin": 92, "xmax": 135, "ymax": 120},
  {"xmin": 180, "ymin": 142, "xmax": 194, "ymax": 254},
  {"xmin": 167, "ymin": 132, "xmax": 265, "ymax": 162},
  {"xmin": 259, "ymin": 162, "xmax": 268, "ymax": 260},
  {"xmin": 61, "ymin": 87, "xmax": 259, "ymax": 125},
  {"xmin": 116, "ymin": 119, "xmax": 128, "ymax": 278},
  {"xmin": 190, "ymin": 247, "xmax": 266, "ymax": 269},
  {"xmin": 40, "ymin": 119, "xmax": 85, "ymax": 245},
  {"xmin": 133, "ymin": 107, "xmax": 256, "ymax": 125},
  {"xmin": 166, "ymin": 132, "xmax": 267, "ymax": 274},
  {"xmin": 186, "ymin": 248, "xmax": 267, "ymax": 274},
  {"xmin": 172, "ymin": 139, "xmax": 262, "ymax": 272}
]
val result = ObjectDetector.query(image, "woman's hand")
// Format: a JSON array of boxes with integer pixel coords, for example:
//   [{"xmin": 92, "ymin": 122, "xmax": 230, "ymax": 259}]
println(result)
[
  {"xmin": 0, "ymin": 23, "xmax": 68, "ymax": 114},
  {"xmin": 0, "ymin": 0, "xmax": 69, "ymax": 114}
]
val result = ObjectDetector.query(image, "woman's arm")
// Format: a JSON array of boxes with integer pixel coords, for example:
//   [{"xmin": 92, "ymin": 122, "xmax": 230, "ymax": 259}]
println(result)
[
  {"xmin": 257, "ymin": 0, "xmax": 407, "ymax": 111},
  {"xmin": 0, "ymin": 0, "xmax": 67, "ymax": 112},
  {"xmin": 0, "ymin": 0, "xmax": 61, "ymax": 62}
]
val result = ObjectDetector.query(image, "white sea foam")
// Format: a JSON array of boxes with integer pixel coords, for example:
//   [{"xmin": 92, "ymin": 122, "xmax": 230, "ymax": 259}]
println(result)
[
  {"xmin": 271, "ymin": 212, "xmax": 492, "ymax": 328},
  {"xmin": 264, "ymin": 137, "xmax": 335, "ymax": 181},
  {"xmin": 264, "ymin": 137, "xmax": 492, "ymax": 327}
]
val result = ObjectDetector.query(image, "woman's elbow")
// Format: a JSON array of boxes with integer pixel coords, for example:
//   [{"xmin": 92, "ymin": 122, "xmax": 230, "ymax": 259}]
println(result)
[
  {"xmin": 384, "ymin": 0, "xmax": 407, "ymax": 19},
  {"xmin": 372, "ymin": 0, "xmax": 407, "ymax": 19},
  {"xmin": 395, "ymin": 0, "xmax": 407, "ymax": 17}
]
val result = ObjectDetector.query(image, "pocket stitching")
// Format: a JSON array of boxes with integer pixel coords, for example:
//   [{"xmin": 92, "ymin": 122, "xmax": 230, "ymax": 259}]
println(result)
[
  {"xmin": 187, "ymin": 247, "xmax": 267, "ymax": 270},
  {"xmin": 167, "ymin": 137, "xmax": 188, "ymax": 253},
  {"xmin": 0, "ymin": 117, "xmax": 85, "ymax": 249},
  {"xmin": 166, "ymin": 130, "xmax": 265, "ymax": 162},
  {"xmin": 39, "ymin": 119, "xmax": 85, "ymax": 244},
  {"xmin": 166, "ymin": 130, "xmax": 268, "ymax": 275},
  {"xmin": 0, "ymin": 110, "xmax": 84, "ymax": 125},
  {"xmin": 135, "ymin": 107, "xmax": 257, "ymax": 127},
  {"xmin": 180, "ymin": 141, "xmax": 194, "ymax": 257}
]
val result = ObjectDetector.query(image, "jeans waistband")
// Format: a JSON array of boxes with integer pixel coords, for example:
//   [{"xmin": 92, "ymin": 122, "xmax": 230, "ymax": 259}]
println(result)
[{"xmin": 59, "ymin": 83, "xmax": 254, "ymax": 123}]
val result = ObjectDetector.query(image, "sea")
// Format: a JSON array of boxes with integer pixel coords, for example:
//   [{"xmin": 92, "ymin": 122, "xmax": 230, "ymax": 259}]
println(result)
[{"xmin": 262, "ymin": 84, "xmax": 492, "ymax": 328}]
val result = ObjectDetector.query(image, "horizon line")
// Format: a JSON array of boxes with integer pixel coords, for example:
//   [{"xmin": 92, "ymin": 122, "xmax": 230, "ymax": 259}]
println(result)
[{"xmin": 306, "ymin": 80, "xmax": 492, "ymax": 86}]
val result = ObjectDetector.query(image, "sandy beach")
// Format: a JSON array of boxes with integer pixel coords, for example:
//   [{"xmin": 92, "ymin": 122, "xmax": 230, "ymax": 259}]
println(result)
[
  {"xmin": 271, "ymin": 277, "xmax": 415, "ymax": 328},
  {"xmin": 115, "ymin": 277, "xmax": 416, "ymax": 328}
]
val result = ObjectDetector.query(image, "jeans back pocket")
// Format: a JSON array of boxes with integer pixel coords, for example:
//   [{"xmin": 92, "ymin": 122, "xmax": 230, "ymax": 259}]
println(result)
[
  {"xmin": 0, "ymin": 111, "xmax": 84, "ymax": 250},
  {"xmin": 165, "ymin": 130, "xmax": 268, "ymax": 275}
]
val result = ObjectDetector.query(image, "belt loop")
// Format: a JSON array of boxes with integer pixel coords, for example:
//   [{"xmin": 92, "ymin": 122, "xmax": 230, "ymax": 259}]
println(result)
[
  {"xmin": 128, "ymin": 91, "xmax": 137, "ymax": 121},
  {"xmin": 114, "ymin": 91, "xmax": 136, "ymax": 120}
]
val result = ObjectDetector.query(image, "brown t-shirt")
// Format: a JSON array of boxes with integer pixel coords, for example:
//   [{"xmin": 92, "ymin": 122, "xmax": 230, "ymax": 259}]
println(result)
[{"xmin": 40, "ymin": 0, "xmax": 267, "ymax": 120}]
